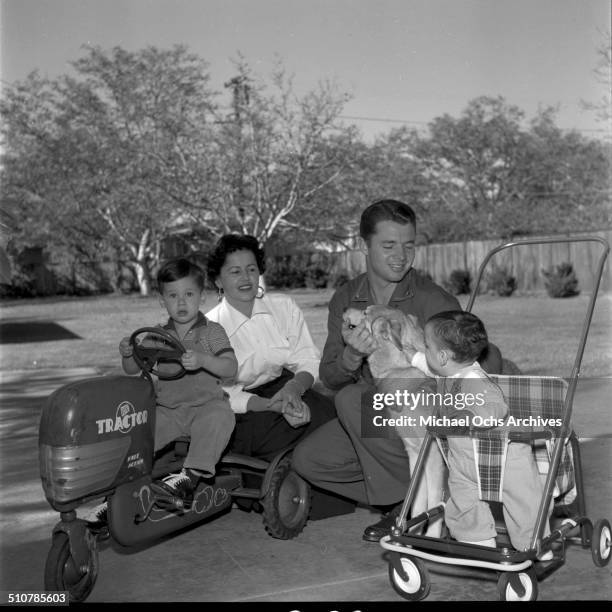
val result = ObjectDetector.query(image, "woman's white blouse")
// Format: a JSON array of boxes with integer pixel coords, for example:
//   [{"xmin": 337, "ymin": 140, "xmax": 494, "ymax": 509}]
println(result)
[{"xmin": 205, "ymin": 293, "xmax": 321, "ymax": 413}]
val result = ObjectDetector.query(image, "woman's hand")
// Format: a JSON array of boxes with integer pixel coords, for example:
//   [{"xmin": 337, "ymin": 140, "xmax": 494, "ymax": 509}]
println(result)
[
  {"xmin": 281, "ymin": 399, "xmax": 311, "ymax": 428},
  {"xmin": 246, "ymin": 395, "xmax": 273, "ymax": 412},
  {"xmin": 270, "ymin": 379, "xmax": 305, "ymax": 415},
  {"xmin": 269, "ymin": 380, "xmax": 311, "ymax": 427}
]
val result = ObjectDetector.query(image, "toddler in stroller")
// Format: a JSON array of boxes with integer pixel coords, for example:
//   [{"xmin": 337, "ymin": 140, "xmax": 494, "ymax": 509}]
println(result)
[{"xmin": 410, "ymin": 310, "xmax": 553, "ymax": 556}]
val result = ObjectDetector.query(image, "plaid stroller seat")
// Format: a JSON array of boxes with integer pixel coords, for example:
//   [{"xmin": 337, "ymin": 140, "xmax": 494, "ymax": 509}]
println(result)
[{"xmin": 436, "ymin": 375, "xmax": 576, "ymax": 505}]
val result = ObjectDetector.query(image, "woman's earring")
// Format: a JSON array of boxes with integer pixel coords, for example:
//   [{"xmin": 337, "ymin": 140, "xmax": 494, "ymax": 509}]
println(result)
[
  {"xmin": 217, "ymin": 287, "xmax": 224, "ymax": 302},
  {"xmin": 256, "ymin": 285, "xmax": 265, "ymax": 299}
]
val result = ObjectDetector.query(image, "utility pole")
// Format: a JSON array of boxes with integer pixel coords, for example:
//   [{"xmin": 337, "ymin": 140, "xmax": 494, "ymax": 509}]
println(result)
[
  {"xmin": 224, "ymin": 76, "xmax": 251, "ymax": 225},
  {"xmin": 223, "ymin": 76, "xmax": 266, "ymax": 288}
]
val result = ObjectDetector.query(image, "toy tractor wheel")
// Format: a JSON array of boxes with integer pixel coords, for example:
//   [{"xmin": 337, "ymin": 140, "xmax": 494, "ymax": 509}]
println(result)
[
  {"xmin": 591, "ymin": 519, "xmax": 611, "ymax": 567},
  {"xmin": 44, "ymin": 532, "xmax": 98, "ymax": 602},
  {"xmin": 497, "ymin": 569, "xmax": 538, "ymax": 601},
  {"xmin": 261, "ymin": 455, "xmax": 310, "ymax": 539},
  {"xmin": 388, "ymin": 554, "xmax": 431, "ymax": 601}
]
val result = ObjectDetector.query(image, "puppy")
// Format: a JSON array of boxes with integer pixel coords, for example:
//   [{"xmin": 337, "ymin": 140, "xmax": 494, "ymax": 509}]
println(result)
[{"xmin": 343, "ymin": 306, "xmax": 445, "ymax": 536}]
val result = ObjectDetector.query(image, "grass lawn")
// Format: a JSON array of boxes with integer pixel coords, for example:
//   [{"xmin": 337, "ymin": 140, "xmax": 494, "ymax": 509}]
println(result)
[{"xmin": 1, "ymin": 288, "xmax": 610, "ymax": 378}]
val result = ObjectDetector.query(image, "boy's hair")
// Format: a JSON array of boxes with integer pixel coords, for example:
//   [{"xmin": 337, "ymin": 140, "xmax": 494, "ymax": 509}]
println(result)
[
  {"xmin": 426, "ymin": 310, "xmax": 488, "ymax": 364},
  {"xmin": 157, "ymin": 258, "xmax": 205, "ymax": 292},
  {"xmin": 359, "ymin": 199, "xmax": 416, "ymax": 243},
  {"xmin": 207, "ymin": 234, "xmax": 266, "ymax": 283}
]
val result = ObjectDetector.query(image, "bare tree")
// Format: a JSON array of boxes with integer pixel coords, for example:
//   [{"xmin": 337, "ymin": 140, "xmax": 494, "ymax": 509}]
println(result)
[
  {"xmin": 1, "ymin": 45, "xmax": 219, "ymax": 295},
  {"xmin": 201, "ymin": 59, "xmax": 353, "ymax": 245},
  {"xmin": 581, "ymin": 30, "xmax": 612, "ymax": 125}
]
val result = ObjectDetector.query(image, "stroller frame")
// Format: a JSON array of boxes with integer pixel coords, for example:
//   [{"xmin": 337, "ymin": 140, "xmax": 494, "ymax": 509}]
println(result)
[{"xmin": 380, "ymin": 235, "xmax": 611, "ymax": 601}]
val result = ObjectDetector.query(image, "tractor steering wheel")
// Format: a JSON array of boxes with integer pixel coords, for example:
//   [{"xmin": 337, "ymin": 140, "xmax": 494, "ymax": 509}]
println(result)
[{"xmin": 130, "ymin": 327, "xmax": 186, "ymax": 380}]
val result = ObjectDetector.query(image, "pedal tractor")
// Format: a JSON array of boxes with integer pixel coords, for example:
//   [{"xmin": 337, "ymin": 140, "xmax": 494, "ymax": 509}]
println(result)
[{"xmin": 39, "ymin": 327, "xmax": 311, "ymax": 602}]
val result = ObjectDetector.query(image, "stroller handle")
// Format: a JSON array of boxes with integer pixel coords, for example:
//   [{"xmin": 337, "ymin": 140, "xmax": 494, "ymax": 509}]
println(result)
[
  {"xmin": 466, "ymin": 235, "xmax": 609, "ymax": 385},
  {"xmin": 466, "ymin": 235, "xmax": 609, "ymax": 552}
]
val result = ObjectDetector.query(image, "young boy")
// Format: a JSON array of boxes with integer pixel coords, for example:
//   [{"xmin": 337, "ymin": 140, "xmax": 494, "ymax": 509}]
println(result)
[
  {"xmin": 121, "ymin": 257, "xmax": 238, "ymax": 502},
  {"xmin": 87, "ymin": 258, "xmax": 237, "ymax": 527},
  {"xmin": 407, "ymin": 310, "xmax": 551, "ymax": 555}
]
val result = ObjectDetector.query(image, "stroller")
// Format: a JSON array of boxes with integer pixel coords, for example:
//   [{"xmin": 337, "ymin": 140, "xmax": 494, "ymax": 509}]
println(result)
[{"xmin": 379, "ymin": 236, "xmax": 611, "ymax": 601}]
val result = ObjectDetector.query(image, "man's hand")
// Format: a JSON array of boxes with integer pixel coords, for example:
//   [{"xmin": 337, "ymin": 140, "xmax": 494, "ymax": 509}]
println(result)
[{"xmin": 341, "ymin": 319, "xmax": 378, "ymax": 357}]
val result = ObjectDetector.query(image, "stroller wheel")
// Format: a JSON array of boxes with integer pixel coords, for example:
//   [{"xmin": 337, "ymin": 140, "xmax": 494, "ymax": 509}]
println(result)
[
  {"xmin": 388, "ymin": 554, "xmax": 431, "ymax": 601},
  {"xmin": 497, "ymin": 569, "xmax": 538, "ymax": 601},
  {"xmin": 591, "ymin": 519, "xmax": 611, "ymax": 567}
]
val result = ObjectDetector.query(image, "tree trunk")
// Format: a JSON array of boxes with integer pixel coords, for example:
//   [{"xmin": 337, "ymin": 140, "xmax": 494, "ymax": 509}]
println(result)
[
  {"xmin": 133, "ymin": 229, "xmax": 152, "ymax": 296},
  {"xmin": 135, "ymin": 262, "xmax": 151, "ymax": 296}
]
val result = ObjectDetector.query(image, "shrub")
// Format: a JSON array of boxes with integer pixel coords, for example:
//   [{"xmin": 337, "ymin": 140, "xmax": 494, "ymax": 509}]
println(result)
[
  {"xmin": 444, "ymin": 269, "xmax": 471, "ymax": 295},
  {"xmin": 330, "ymin": 269, "xmax": 350, "ymax": 288},
  {"xmin": 265, "ymin": 265, "xmax": 306, "ymax": 289},
  {"xmin": 487, "ymin": 267, "xmax": 517, "ymax": 297},
  {"xmin": 413, "ymin": 268, "xmax": 433, "ymax": 282},
  {"xmin": 542, "ymin": 262, "xmax": 580, "ymax": 298},
  {"xmin": 304, "ymin": 265, "xmax": 329, "ymax": 289}
]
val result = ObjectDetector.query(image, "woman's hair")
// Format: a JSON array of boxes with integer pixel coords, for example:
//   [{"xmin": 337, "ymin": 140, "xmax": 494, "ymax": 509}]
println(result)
[
  {"xmin": 359, "ymin": 199, "xmax": 416, "ymax": 243},
  {"xmin": 157, "ymin": 257, "xmax": 205, "ymax": 291},
  {"xmin": 426, "ymin": 310, "xmax": 488, "ymax": 364},
  {"xmin": 206, "ymin": 234, "xmax": 266, "ymax": 283}
]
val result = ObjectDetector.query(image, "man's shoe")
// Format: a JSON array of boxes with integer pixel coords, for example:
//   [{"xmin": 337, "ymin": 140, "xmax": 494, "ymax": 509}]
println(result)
[{"xmin": 363, "ymin": 503, "xmax": 403, "ymax": 542}]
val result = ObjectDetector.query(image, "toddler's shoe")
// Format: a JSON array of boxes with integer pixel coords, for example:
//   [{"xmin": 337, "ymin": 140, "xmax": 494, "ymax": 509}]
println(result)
[
  {"xmin": 461, "ymin": 537, "xmax": 497, "ymax": 547},
  {"xmin": 536, "ymin": 549, "xmax": 554, "ymax": 561}
]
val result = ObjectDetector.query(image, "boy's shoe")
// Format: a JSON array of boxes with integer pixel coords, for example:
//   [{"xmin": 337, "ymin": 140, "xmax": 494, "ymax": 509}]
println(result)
[
  {"xmin": 84, "ymin": 502, "xmax": 110, "ymax": 539},
  {"xmin": 157, "ymin": 469, "xmax": 197, "ymax": 507}
]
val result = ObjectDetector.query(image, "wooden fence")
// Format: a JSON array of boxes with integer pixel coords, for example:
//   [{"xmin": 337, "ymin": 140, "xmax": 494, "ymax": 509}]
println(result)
[{"xmin": 329, "ymin": 230, "xmax": 612, "ymax": 293}]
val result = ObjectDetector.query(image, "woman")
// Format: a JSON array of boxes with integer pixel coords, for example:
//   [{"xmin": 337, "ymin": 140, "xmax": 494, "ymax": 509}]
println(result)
[{"xmin": 205, "ymin": 234, "xmax": 337, "ymax": 461}]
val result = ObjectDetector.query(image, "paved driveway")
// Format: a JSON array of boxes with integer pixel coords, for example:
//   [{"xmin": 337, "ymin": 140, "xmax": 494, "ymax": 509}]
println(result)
[{"xmin": 1, "ymin": 369, "xmax": 610, "ymax": 603}]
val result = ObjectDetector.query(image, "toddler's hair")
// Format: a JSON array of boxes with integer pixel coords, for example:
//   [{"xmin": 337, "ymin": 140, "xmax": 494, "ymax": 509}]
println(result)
[
  {"xmin": 426, "ymin": 310, "xmax": 488, "ymax": 364},
  {"xmin": 157, "ymin": 258, "xmax": 205, "ymax": 292}
]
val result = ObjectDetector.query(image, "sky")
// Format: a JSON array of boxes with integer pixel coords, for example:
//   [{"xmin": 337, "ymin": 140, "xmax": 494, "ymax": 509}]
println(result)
[{"xmin": 0, "ymin": 0, "xmax": 610, "ymax": 141}]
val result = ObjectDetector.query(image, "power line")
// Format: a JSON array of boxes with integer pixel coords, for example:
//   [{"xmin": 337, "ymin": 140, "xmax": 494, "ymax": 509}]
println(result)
[
  {"xmin": 338, "ymin": 113, "xmax": 610, "ymax": 134},
  {"xmin": 339, "ymin": 115, "xmax": 429, "ymax": 126}
]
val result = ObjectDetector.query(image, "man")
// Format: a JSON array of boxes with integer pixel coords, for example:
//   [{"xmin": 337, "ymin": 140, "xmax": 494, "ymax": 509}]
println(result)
[{"xmin": 292, "ymin": 199, "xmax": 502, "ymax": 541}]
